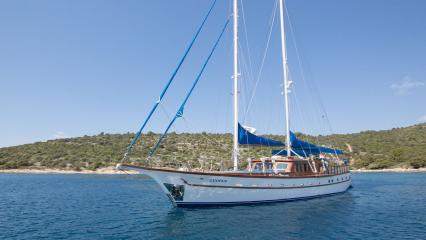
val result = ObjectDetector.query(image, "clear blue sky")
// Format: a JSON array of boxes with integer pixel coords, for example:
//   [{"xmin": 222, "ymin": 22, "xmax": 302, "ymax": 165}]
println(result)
[{"xmin": 1, "ymin": 0, "xmax": 425, "ymax": 147}]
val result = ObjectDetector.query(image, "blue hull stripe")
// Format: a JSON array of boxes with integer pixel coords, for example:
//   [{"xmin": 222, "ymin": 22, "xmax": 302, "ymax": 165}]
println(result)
[{"xmin": 175, "ymin": 190, "xmax": 350, "ymax": 208}]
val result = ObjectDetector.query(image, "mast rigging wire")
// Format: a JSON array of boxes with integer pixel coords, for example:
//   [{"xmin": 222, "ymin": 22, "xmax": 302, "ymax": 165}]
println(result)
[
  {"xmin": 240, "ymin": 0, "xmax": 255, "ymax": 87},
  {"xmin": 284, "ymin": 4, "xmax": 340, "ymax": 158},
  {"xmin": 243, "ymin": 0, "xmax": 278, "ymax": 121}
]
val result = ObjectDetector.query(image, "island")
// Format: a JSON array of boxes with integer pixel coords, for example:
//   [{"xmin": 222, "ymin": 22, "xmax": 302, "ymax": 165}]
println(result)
[{"xmin": 0, "ymin": 123, "xmax": 425, "ymax": 173}]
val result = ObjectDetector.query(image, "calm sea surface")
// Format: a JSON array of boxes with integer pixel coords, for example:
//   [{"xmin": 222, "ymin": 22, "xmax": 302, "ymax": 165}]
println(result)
[{"xmin": 0, "ymin": 173, "xmax": 425, "ymax": 240}]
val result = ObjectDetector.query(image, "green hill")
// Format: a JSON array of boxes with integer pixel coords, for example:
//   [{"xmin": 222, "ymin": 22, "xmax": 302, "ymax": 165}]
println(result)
[{"xmin": 0, "ymin": 123, "xmax": 425, "ymax": 171}]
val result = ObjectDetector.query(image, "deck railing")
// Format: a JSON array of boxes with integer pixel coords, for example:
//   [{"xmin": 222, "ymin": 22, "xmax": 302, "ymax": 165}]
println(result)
[{"xmin": 324, "ymin": 165, "xmax": 349, "ymax": 175}]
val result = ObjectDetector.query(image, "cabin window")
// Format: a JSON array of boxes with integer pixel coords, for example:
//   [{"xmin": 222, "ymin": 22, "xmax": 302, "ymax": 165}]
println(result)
[
  {"xmin": 265, "ymin": 163, "xmax": 273, "ymax": 170},
  {"xmin": 276, "ymin": 163, "xmax": 288, "ymax": 170},
  {"xmin": 254, "ymin": 163, "xmax": 262, "ymax": 171},
  {"xmin": 304, "ymin": 164, "xmax": 308, "ymax": 172}
]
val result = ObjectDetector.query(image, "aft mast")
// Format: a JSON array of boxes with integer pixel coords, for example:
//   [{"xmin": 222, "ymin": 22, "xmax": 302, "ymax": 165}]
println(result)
[
  {"xmin": 279, "ymin": 0, "xmax": 291, "ymax": 156},
  {"xmin": 232, "ymin": 0, "xmax": 239, "ymax": 170}
]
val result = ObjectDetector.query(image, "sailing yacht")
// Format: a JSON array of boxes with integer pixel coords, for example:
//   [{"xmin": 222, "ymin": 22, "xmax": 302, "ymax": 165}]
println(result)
[{"xmin": 117, "ymin": 0, "xmax": 351, "ymax": 207}]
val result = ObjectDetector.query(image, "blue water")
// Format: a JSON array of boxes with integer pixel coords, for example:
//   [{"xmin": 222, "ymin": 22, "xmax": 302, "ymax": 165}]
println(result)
[{"xmin": 1, "ymin": 173, "xmax": 425, "ymax": 240}]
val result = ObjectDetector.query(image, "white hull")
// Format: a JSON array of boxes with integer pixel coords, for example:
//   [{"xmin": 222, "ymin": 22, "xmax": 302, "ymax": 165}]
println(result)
[{"xmin": 122, "ymin": 165, "xmax": 352, "ymax": 207}]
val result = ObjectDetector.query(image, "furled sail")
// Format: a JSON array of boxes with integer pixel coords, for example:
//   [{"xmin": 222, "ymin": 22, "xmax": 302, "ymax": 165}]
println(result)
[
  {"xmin": 238, "ymin": 123, "xmax": 284, "ymax": 146},
  {"xmin": 272, "ymin": 132, "xmax": 344, "ymax": 156}
]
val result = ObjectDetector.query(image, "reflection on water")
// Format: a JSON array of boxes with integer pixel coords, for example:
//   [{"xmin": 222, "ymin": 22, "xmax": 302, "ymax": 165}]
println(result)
[
  {"xmin": 0, "ymin": 173, "xmax": 425, "ymax": 240},
  {"xmin": 159, "ymin": 192, "xmax": 356, "ymax": 240}
]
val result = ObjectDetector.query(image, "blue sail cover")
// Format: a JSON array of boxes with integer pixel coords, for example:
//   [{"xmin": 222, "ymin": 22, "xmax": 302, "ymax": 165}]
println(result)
[
  {"xmin": 271, "ymin": 149, "xmax": 310, "ymax": 157},
  {"xmin": 238, "ymin": 124, "xmax": 284, "ymax": 146},
  {"xmin": 290, "ymin": 132, "xmax": 343, "ymax": 155},
  {"xmin": 272, "ymin": 132, "xmax": 344, "ymax": 156}
]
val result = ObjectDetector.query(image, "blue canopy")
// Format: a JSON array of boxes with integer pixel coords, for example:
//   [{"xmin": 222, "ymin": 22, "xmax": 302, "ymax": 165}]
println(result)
[
  {"xmin": 272, "ymin": 132, "xmax": 344, "ymax": 156},
  {"xmin": 238, "ymin": 124, "xmax": 284, "ymax": 146},
  {"xmin": 272, "ymin": 149, "xmax": 310, "ymax": 157},
  {"xmin": 238, "ymin": 123, "xmax": 343, "ymax": 154},
  {"xmin": 289, "ymin": 132, "xmax": 344, "ymax": 155}
]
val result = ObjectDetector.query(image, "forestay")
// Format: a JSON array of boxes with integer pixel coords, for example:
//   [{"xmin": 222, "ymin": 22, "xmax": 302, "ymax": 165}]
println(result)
[{"xmin": 123, "ymin": 0, "xmax": 218, "ymax": 159}]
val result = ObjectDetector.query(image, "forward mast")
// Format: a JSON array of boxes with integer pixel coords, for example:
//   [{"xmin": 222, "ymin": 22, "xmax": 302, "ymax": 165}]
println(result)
[{"xmin": 233, "ymin": 0, "xmax": 292, "ymax": 169}]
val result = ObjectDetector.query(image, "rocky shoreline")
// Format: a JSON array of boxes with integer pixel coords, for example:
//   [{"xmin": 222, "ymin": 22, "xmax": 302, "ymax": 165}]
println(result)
[
  {"xmin": 1, "ymin": 167, "xmax": 425, "ymax": 174},
  {"xmin": 350, "ymin": 167, "xmax": 426, "ymax": 173},
  {"xmin": 0, "ymin": 166, "xmax": 139, "ymax": 174}
]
